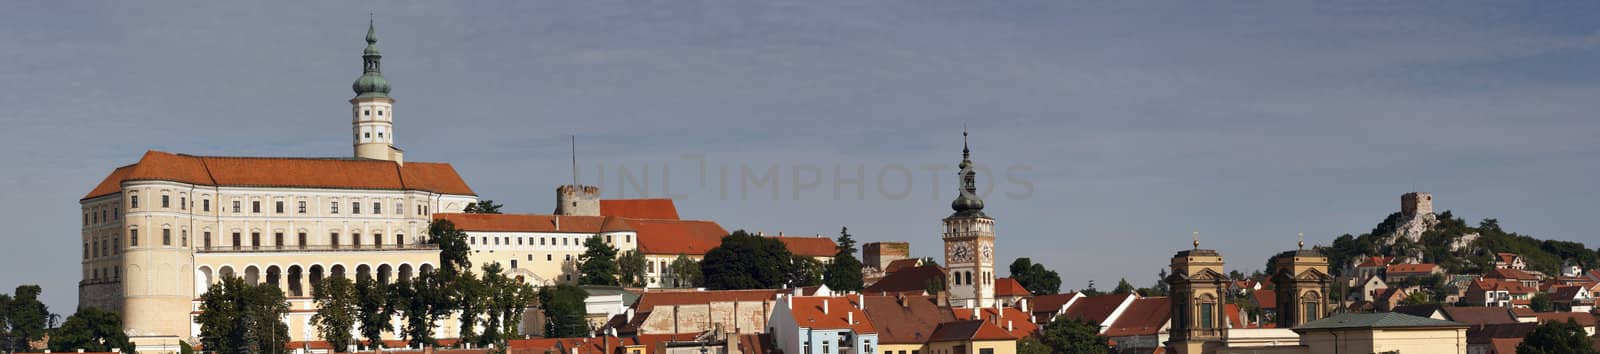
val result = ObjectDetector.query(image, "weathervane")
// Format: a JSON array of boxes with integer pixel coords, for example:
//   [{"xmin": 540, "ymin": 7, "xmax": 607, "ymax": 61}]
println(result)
[
  {"xmin": 1192, "ymin": 231, "xmax": 1200, "ymax": 249},
  {"xmin": 1298, "ymin": 232, "xmax": 1305, "ymax": 250}
]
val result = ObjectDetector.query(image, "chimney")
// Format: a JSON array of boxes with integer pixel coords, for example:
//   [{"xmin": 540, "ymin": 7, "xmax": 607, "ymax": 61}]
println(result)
[
  {"xmin": 972, "ymin": 306, "xmax": 980, "ymax": 319},
  {"xmin": 555, "ymin": 216, "xmax": 562, "ymax": 230},
  {"xmin": 626, "ymin": 308, "xmax": 634, "ymax": 322},
  {"xmin": 848, "ymin": 311, "xmax": 855, "ymax": 325},
  {"xmin": 824, "ymin": 299, "xmax": 831, "ymax": 314},
  {"xmin": 786, "ymin": 294, "xmax": 793, "ymax": 308},
  {"xmin": 857, "ymin": 293, "xmax": 866, "ymax": 310},
  {"xmin": 779, "ymin": 231, "xmax": 784, "ymax": 236},
  {"xmin": 1020, "ymin": 298, "xmax": 1030, "ymax": 313},
  {"xmin": 1007, "ymin": 320, "xmax": 1014, "ymax": 333}
]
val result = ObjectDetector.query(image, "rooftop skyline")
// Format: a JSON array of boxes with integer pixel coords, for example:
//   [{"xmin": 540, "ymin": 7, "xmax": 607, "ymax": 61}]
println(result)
[{"xmin": 4, "ymin": 1, "xmax": 1600, "ymax": 311}]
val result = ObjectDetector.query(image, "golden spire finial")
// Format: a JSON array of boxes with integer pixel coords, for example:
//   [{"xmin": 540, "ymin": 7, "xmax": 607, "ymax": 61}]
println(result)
[
  {"xmin": 1193, "ymin": 231, "xmax": 1200, "ymax": 249},
  {"xmin": 1298, "ymin": 232, "xmax": 1305, "ymax": 250}
]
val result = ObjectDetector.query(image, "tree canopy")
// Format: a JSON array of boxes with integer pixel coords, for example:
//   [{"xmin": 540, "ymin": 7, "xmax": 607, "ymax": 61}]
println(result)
[
  {"xmin": 429, "ymin": 220, "xmax": 473, "ymax": 282},
  {"xmin": 48, "ymin": 307, "xmax": 135, "ymax": 354},
  {"xmin": 700, "ymin": 230, "xmax": 798, "ymax": 290},
  {"xmin": 310, "ymin": 277, "xmax": 359, "ymax": 352},
  {"xmin": 617, "ymin": 250, "xmax": 647, "ymax": 287},
  {"xmin": 669, "ymin": 254, "xmax": 702, "ymax": 288},
  {"xmin": 195, "ymin": 276, "xmax": 290, "ymax": 354},
  {"xmin": 1518, "ymin": 318, "xmax": 1597, "ymax": 354},
  {"xmin": 823, "ymin": 227, "xmax": 865, "ymax": 292},
  {"xmin": 3, "ymin": 285, "xmax": 50, "ymax": 352},
  {"xmin": 1039, "ymin": 315, "xmax": 1111, "ymax": 354},
  {"xmin": 1009, "ymin": 258, "xmax": 1062, "ymax": 295},
  {"xmin": 578, "ymin": 236, "xmax": 621, "ymax": 286},
  {"xmin": 539, "ymin": 284, "xmax": 590, "ymax": 338},
  {"xmin": 1529, "ymin": 292, "xmax": 1554, "ymax": 313},
  {"xmin": 462, "ymin": 200, "xmax": 504, "ymax": 214}
]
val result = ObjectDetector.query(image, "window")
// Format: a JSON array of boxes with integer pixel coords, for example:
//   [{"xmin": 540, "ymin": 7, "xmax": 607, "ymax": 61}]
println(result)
[
  {"xmin": 1304, "ymin": 302, "xmax": 1320, "ymax": 322},
  {"xmin": 352, "ymin": 233, "xmax": 361, "ymax": 248},
  {"xmin": 540, "ymin": 238, "xmax": 546, "ymax": 245},
  {"xmin": 547, "ymin": 254, "xmax": 553, "ymax": 261},
  {"xmin": 330, "ymin": 202, "xmax": 339, "ymax": 214},
  {"xmin": 204, "ymin": 232, "xmax": 212, "ymax": 250},
  {"xmin": 396, "ymin": 203, "xmax": 402, "ymax": 215},
  {"xmin": 331, "ymin": 233, "xmax": 341, "ymax": 249},
  {"xmin": 203, "ymin": 199, "xmax": 210, "ymax": 212},
  {"xmin": 232, "ymin": 233, "xmax": 241, "ymax": 250},
  {"xmin": 274, "ymin": 233, "xmax": 284, "ymax": 249},
  {"xmin": 130, "ymin": 229, "xmax": 139, "ymax": 247},
  {"xmin": 518, "ymin": 238, "xmax": 524, "ymax": 245},
  {"xmin": 606, "ymin": 235, "xmax": 613, "ymax": 243},
  {"xmin": 298, "ymin": 201, "xmax": 307, "ymax": 213},
  {"xmin": 511, "ymin": 260, "xmax": 518, "ymax": 269},
  {"xmin": 1199, "ymin": 303, "xmax": 1215, "ymax": 329},
  {"xmin": 364, "ymin": 109, "xmax": 370, "ymax": 116},
  {"xmin": 252, "ymin": 201, "xmax": 261, "ymax": 213},
  {"xmin": 373, "ymin": 233, "xmax": 382, "ymax": 248},
  {"xmin": 352, "ymin": 202, "xmax": 361, "ymax": 214},
  {"xmin": 978, "ymin": 349, "xmax": 992, "ymax": 354},
  {"xmin": 162, "ymin": 195, "xmax": 170, "ymax": 208},
  {"xmin": 563, "ymin": 238, "xmax": 569, "ymax": 246},
  {"xmin": 627, "ymin": 234, "xmax": 632, "ymax": 243},
  {"xmin": 232, "ymin": 200, "xmax": 241, "ymax": 213},
  {"xmin": 113, "ymin": 208, "xmax": 118, "ymax": 220},
  {"xmin": 85, "ymin": 242, "xmax": 91, "ymax": 259},
  {"xmin": 275, "ymin": 201, "xmax": 284, "ymax": 214},
  {"xmin": 373, "ymin": 202, "xmax": 381, "ymax": 214},
  {"xmin": 378, "ymin": 110, "xmax": 384, "ymax": 116},
  {"xmin": 251, "ymin": 233, "xmax": 261, "ymax": 250},
  {"xmin": 180, "ymin": 197, "xmax": 187, "ymax": 210},
  {"xmin": 130, "ymin": 195, "xmax": 139, "ymax": 209},
  {"xmin": 298, "ymin": 233, "xmax": 307, "ymax": 249},
  {"xmin": 182, "ymin": 230, "xmax": 188, "ymax": 246},
  {"xmin": 395, "ymin": 234, "xmax": 403, "ymax": 247}
]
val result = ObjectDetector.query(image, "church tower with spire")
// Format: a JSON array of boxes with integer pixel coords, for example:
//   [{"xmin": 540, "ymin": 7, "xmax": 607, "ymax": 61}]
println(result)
[
  {"xmin": 943, "ymin": 130, "xmax": 997, "ymax": 308},
  {"xmin": 351, "ymin": 19, "xmax": 403, "ymax": 163}
]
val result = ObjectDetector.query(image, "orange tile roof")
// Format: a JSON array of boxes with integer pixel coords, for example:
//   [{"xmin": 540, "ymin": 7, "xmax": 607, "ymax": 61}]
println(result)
[
  {"xmin": 862, "ymin": 295, "xmax": 958, "ymax": 344},
  {"xmin": 1357, "ymin": 256, "xmax": 1395, "ymax": 268},
  {"xmin": 631, "ymin": 219, "xmax": 729, "ymax": 255},
  {"xmin": 1532, "ymin": 312, "xmax": 1597, "ymax": 327},
  {"xmin": 1252, "ymin": 290, "xmax": 1277, "ymax": 310},
  {"xmin": 885, "ymin": 258, "xmax": 924, "ymax": 273},
  {"xmin": 929, "ymin": 320, "xmax": 1016, "ymax": 342},
  {"xmin": 1225, "ymin": 303, "xmax": 1245, "ymax": 328},
  {"xmin": 507, "ymin": 336, "xmax": 637, "ymax": 354},
  {"xmin": 772, "ymin": 236, "xmax": 838, "ymax": 258},
  {"xmin": 953, "ymin": 307, "xmax": 1038, "ymax": 338},
  {"xmin": 1104, "ymin": 297, "xmax": 1170, "ymax": 337},
  {"xmin": 994, "ymin": 278, "xmax": 1031, "ymax": 297},
  {"xmin": 633, "ymin": 289, "xmax": 782, "ymax": 312},
  {"xmin": 1062, "ymin": 293, "xmax": 1135, "ymax": 326},
  {"xmin": 84, "ymin": 150, "xmax": 474, "ymax": 200},
  {"xmin": 600, "ymin": 199, "xmax": 681, "ymax": 220},
  {"xmin": 1486, "ymin": 268, "xmax": 1539, "ymax": 281},
  {"xmin": 1471, "ymin": 279, "xmax": 1536, "ymax": 294},
  {"xmin": 864, "ymin": 265, "xmax": 946, "ymax": 295},
  {"xmin": 435, "ymin": 213, "xmax": 634, "ymax": 233},
  {"xmin": 789, "ymin": 296, "xmax": 875, "ymax": 333},
  {"xmin": 1387, "ymin": 263, "xmax": 1441, "ymax": 274}
]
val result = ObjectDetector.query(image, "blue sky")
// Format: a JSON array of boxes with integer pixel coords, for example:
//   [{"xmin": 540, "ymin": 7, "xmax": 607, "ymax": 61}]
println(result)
[{"xmin": 3, "ymin": 1, "xmax": 1600, "ymax": 311}]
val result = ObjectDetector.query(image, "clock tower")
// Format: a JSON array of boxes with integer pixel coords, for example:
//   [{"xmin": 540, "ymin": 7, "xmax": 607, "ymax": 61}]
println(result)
[{"xmin": 943, "ymin": 130, "xmax": 996, "ymax": 308}]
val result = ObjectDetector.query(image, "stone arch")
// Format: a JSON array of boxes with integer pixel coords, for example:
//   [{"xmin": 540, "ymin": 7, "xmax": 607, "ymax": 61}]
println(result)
[
  {"xmin": 266, "ymin": 265, "xmax": 282, "ymax": 288},
  {"xmin": 419, "ymin": 263, "xmax": 435, "ymax": 275},
  {"xmin": 288, "ymin": 265, "xmax": 305, "ymax": 297},
  {"xmin": 356, "ymin": 264, "xmax": 373, "ymax": 281},
  {"xmin": 219, "ymin": 265, "xmax": 235, "ymax": 280},
  {"xmin": 197, "ymin": 266, "xmax": 214, "ymax": 295},
  {"xmin": 331, "ymin": 264, "xmax": 347, "ymax": 279},
  {"xmin": 377, "ymin": 264, "xmax": 393, "ymax": 284},
  {"xmin": 244, "ymin": 265, "xmax": 261, "ymax": 285},
  {"xmin": 309, "ymin": 265, "xmax": 325, "ymax": 290},
  {"xmin": 398, "ymin": 264, "xmax": 414, "ymax": 283}
]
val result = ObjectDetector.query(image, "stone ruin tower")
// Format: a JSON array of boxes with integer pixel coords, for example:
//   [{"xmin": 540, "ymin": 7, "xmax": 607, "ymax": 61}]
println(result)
[
  {"xmin": 1401, "ymin": 192, "xmax": 1433, "ymax": 218},
  {"xmin": 555, "ymin": 185, "xmax": 600, "ymax": 216}
]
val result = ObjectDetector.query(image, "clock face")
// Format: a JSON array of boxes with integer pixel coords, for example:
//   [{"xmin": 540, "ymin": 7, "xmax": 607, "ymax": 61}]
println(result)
[
  {"xmin": 980, "ymin": 242, "xmax": 994, "ymax": 263},
  {"xmin": 949, "ymin": 243, "xmax": 973, "ymax": 263}
]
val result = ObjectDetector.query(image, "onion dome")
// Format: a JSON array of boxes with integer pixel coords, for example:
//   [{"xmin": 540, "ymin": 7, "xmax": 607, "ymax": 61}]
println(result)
[
  {"xmin": 950, "ymin": 130, "xmax": 988, "ymax": 218},
  {"xmin": 352, "ymin": 19, "xmax": 391, "ymax": 99}
]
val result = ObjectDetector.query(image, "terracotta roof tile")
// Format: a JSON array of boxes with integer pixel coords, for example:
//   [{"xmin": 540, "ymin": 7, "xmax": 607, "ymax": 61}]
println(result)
[
  {"xmin": 885, "ymin": 259, "xmax": 924, "ymax": 273},
  {"xmin": 84, "ymin": 150, "xmax": 474, "ymax": 200},
  {"xmin": 1386, "ymin": 263, "xmax": 1441, "ymax": 274},
  {"xmin": 1439, "ymin": 306, "xmax": 1519, "ymax": 325},
  {"xmin": 1357, "ymin": 256, "xmax": 1395, "ymax": 268},
  {"xmin": 1486, "ymin": 268, "xmax": 1539, "ymax": 281},
  {"xmin": 1252, "ymin": 290, "xmax": 1277, "ymax": 310},
  {"xmin": 994, "ymin": 278, "xmax": 1031, "ymax": 297},
  {"xmin": 1552, "ymin": 285, "xmax": 1589, "ymax": 302},
  {"xmin": 864, "ymin": 265, "xmax": 946, "ymax": 295},
  {"xmin": 862, "ymin": 295, "xmax": 957, "ymax": 344},
  {"xmin": 1104, "ymin": 297, "xmax": 1170, "ymax": 337},
  {"xmin": 789, "ymin": 296, "xmax": 875, "ymax": 333},
  {"xmin": 1062, "ymin": 293, "xmax": 1136, "ymax": 326},
  {"xmin": 631, "ymin": 219, "xmax": 729, "ymax": 255},
  {"xmin": 1532, "ymin": 312, "xmax": 1597, "ymax": 327},
  {"xmin": 953, "ymin": 307, "xmax": 1039, "ymax": 338},
  {"xmin": 929, "ymin": 320, "xmax": 1015, "ymax": 342},
  {"xmin": 772, "ymin": 236, "xmax": 838, "ymax": 258},
  {"xmin": 600, "ymin": 199, "xmax": 681, "ymax": 220}
]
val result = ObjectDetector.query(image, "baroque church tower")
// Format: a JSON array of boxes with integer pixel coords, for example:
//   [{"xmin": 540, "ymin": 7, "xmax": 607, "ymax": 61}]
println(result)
[
  {"xmin": 352, "ymin": 19, "xmax": 403, "ymax": 163},
  {"xmin": 1166, "ymin": 237, "xmax": 1228, "ymax": 354},
  {"xmin": 943, "ymin": 131, "xmax": 996, "ymax": 308},
  {"xmin": 1271, "ymin": 237, "xmax": 1332, "ymax": 328}
]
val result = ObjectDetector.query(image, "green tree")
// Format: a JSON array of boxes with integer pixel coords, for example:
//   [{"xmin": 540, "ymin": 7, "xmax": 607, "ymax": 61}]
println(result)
[
  {"xmin": 925, "ymin": 276, "xmax": 946, "ymax": 295},
  {"xmin": 195, "ymin": 276, "xmax": 290, "ymax": 354},
  {"xmin": 1113, "ymin": 278, "xmax": 1136, "ymax": 295},
  {"xmin": 1146, "ymin": 269, "xmax": 1171, "ymax": 297},
  {"xmin": 1077, "ymin": 280, "xmax": 1105, "ymax": 297},
  {"xmin": 617, "ymin": 250, "xmax": 647, "ymax": 287},
  {"xmin": 393, "ymin": 270, "xmax": 447, "ymax": 348},
  {"xmin": 669, "ymin": 254, "xmax": 702, "ymax": 288},
  {"xmin": 429, "ymin": 220, "xmax": 472, "ymax": 282},
  {"xmin": 538, "ymin": 284, "xmax": 590, "ymax": 338},
  {"xmin": 823, "ymin": 227, "xmax": 865, "ymax": 292},
  {"xmin": 462, "ymin": 200, "xmax": 504, "ymax": 214},
  {"xmin": 787, "ymin": 256, "xmax": 826, "ymax": 287},
  {"xmin": 1400, "ymin": 291, "xmax": 1433, "ymax": 306},
  {"xmin": 355, "ymin": 276, "xmax": 394, "ymax": 349},
  {"xmin": 1016, "ymin": 337, "xmax": 1050, "ymax": 354},
  {"xmin": 48, "ymin": 307, "xmax": 135, "ymax": 354},
  {"xmin": 578, "ymin": 236, "xmax": 621, "ymax": 286},
  {"xmin": 480, "ymin": 263, "xmax": 537, "ymax": 346},
  {"xmin": 451, "ymin": 269, "xmax": 486, "ymax": 344},
  {"xmin": 1529, "ymin": 292, "xmax": 1554, "ymax": 312},
  {"xmin": 310, "ymin": 277, "xmax": 358, "ymax": 352},
  {"xmin": 701, "ymin": 230, "xmax": 797, "ymax": 290},
  {"xmin": 1009, "ymin": 258, "xmax": 1062, "ymax": 295},
  {"xmin": 5, "ymin": 285, "xmax": 50, "ymax": 352},
  {"xmin": 1517, "ymin": 318, "xmax": 1597, "ymax": 354},
  {"xmin": 1039, "ymin": 315, "xmax": 1111, "ymax": 354}
]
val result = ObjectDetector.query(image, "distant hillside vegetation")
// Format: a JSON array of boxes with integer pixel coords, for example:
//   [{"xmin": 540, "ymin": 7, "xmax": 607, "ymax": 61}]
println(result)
[{"xmin": 1319, "ymin": 210, "xmax": 1597, "ymax": 277}]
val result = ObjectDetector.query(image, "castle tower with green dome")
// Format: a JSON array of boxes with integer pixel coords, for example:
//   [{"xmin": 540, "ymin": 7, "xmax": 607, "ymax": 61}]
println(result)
[
  {"xmin": 352, "ymin": 19, "xmax": 404, "ymax": 163},
  {"xmin": 943, "ymin": 130, "xmax": 997, "ymax": 308}
]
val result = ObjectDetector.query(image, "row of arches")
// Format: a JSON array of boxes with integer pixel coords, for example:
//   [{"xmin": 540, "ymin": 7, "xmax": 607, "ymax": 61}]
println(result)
[{"xmin": 196, "ymin": 262, "xmax": 434, "ymax": 298}]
